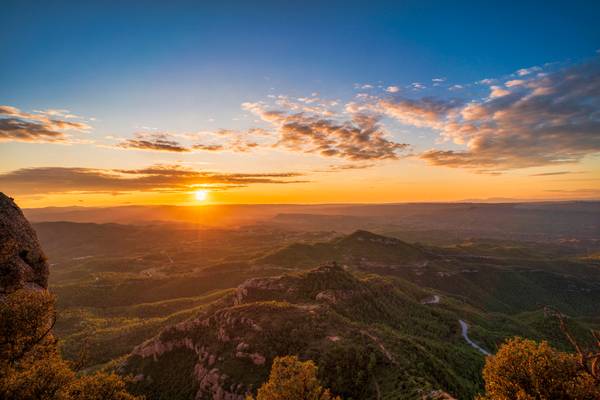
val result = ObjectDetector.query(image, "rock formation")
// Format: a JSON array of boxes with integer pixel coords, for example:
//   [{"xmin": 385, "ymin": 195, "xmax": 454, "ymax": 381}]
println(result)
[{"xmin": 0, "ymin": 192, "xmax": 49, "ymax": 294}]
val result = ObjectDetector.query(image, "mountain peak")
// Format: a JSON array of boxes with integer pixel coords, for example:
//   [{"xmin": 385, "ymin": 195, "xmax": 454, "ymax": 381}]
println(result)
[{"xmin": 346, "ymin": 229, "xmax": 392, "ymax": 241}]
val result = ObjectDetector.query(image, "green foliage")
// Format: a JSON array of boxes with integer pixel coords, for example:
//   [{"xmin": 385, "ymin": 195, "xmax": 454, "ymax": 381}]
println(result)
[
  {"xmin": 250, "ymin": 356, "xmax": 341, "ymax": 400},
  {"xmin": 478, "ymin": 337, "xmax": 600, "ymax": 400},
  {"xmin": 0, "ymin": 289, "xmax": 141, "ymax": 400},
  {"xmin": 315, "ymin": 342, "xmax": 378, "ymax": 399}
]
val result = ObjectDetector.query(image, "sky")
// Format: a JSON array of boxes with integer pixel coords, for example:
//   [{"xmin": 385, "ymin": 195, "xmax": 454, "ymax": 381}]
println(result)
[{"xmin": 1, "ymin": 0, "xmax": 599, "ymax": 207}]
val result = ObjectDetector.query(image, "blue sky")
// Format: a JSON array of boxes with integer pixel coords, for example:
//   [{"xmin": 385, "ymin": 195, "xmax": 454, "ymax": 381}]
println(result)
[
  {"xmin": 1, "ymin": 1, "xmax": 599, "ymax": 206},
  {"xmin": 2, "ymin": 1, "xmax": 599, "ymax": 127}
]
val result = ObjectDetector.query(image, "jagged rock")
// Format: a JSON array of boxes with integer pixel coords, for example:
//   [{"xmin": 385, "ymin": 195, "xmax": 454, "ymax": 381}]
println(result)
[
  {"xmin": 235, "ymin": 350, "xmax": 266, "ymax": 365},
  {"xmin": 0, "ymin": 192, "xmax": 49, "ymax": 294},
  {"xmin": 315, "ymin": 289, "xmax": 353, "ymax": 304},
  {"xmin": 234, "ymin": 276, "xmax": 286, "ymax": 304},
  {"xmin": 422, "ymin": 390, "xmax": 458, "ymax": 400}
]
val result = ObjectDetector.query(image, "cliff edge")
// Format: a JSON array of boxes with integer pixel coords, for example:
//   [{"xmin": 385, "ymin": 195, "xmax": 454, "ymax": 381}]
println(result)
[{"xmin": 0, "ymin": 192, "xmax": 49, "ymax": 294}]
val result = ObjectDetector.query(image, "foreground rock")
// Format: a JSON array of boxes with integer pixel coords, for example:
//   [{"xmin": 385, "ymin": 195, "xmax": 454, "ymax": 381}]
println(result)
[{"xmin": 0, "ymin": 192, "xmax": 49, "ymax": 294}]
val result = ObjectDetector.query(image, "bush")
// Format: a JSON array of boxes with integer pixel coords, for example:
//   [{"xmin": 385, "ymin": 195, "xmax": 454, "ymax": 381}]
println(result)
[
  {"xmin": 249, "ymin": 355, "xmax": 341, "ymax": 400},
  {"xmin": 478, "ymin": 337, "xmax": 599, "ymax": 400}
]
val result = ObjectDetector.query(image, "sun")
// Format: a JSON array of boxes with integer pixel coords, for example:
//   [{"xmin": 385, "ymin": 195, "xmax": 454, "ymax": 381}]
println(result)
[{"xmin": 194, "ymin": 190, "xmax": 208, "ymax": 202}]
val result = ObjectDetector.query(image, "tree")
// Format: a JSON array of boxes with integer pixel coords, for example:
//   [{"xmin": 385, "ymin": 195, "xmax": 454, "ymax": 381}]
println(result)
[
  {"xmin": 478, "ymin": 337, "xmax": 599, "ymax": 400},
  {"xmin": 249, "ymin": 355, "xmax": 341, "ymax": 400},
  {"xmin": 544, "ymin": 306, "xmax": 600, "ymax": 383},
  {"xmin": 0, "ymin": 289, "xmax": 141, "ymax": 400}
]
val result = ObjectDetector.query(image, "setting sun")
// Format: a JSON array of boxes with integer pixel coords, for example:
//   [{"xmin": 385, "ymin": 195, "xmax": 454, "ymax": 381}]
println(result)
[
  {"xmin": 194, "ymin": 190, "xmax": 208, "ymax": 202},
  {"xmin": 1, "ymin": 3, "xmax": 599, "ymax": 400}
]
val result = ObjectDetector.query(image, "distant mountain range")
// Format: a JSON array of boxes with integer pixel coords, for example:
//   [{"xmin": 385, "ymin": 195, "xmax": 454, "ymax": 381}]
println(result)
[
  {"xmin": 25, "ymin": 201, "xmax": 600, "ymax": 242},
  {"xmin": 25, "ymin": 216, "xmax": 600, "ymax": 399}
]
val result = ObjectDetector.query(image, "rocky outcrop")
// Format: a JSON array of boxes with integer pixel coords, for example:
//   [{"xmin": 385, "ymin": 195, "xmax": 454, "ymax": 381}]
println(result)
[
  {"xmin": 422, "ymin": 390, "xmax": 458, "ymax": 400},
  {"xmin": 0, "ymin": 193, "xmax": 49, "ymax": 294}
]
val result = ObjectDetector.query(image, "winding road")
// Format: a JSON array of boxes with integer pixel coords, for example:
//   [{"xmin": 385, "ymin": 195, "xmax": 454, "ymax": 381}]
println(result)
[
  {"xmin": 459, "ymin": 320, "xmax": 491, "ymax": 356},
  {"xmin": 421, "ymin": 294, "xmax": 491, "ymax": 356},
  {"xmin": 421, "ymin": 294, "xmax": 440, "ymax": 304}
]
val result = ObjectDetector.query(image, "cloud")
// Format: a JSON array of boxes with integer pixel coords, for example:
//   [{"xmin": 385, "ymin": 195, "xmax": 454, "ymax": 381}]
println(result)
[
  {"xmin": 192, "ymin": 140, "xmax": 258, "ymax": 153},
  {"xmin": 378, "ymin": 98, "xmax": 461, "ymax": 128},
  {"xmin": 116, "ymin": 130, "xmax": 264, "ymax": 153},
  {"xmin": 0, "ymin": 105, "xmax": 91, "ymax": 143},
  {"xmin": 0, "ymin": 165, "xmax": 307, "ymax": 195},
  {"xmin": 378, "ymin": 57, "xmax": 600, "ymax": 172},
  {"xmin": 117, "ymin": 133, "xmax": 190, "ymax": 152},
  {"xmin": 191, "ymin": 143, "xmax": 225, "ymax": 151},
  {"xmin": 386, "ymin": 86, "xmax": 400, "ymax": 93},
  {"xmin": 243, "ymin": 102, "xmax": 408, "ymax": 160},
  {"xmin": 517, "ymin": 66, "xmax": 542, "ymax": 76},
  {"xmin": 315, "ymin": 163, "xmax": 376, "ymax": 172},
  {"xmin": 489, "ymin": 85, "xmax": 510, "ymax": 98},
  {"xmin": 529, "ymin": 171, "xmax": 583, "ymax": 176},
  {"xmin": 505, "ymin": 79, "xmax": 525, "ymax": 87}
]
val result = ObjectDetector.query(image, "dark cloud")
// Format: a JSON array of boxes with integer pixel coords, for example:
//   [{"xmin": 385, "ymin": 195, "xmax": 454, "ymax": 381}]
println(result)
[
  {"xmin": 243, "ymin": 102, "xmax": 408, "ymax": 161},
  {"xmin": 0, "ymin": 165, "xmax": 308, "ymax": 195},
  {"xmin": 0, "ymin": 105, "xmax": 90, "ymax": 143},
  {"xmin": 117, "ymin": 133, "xmax": 190, "ymax": 152}
]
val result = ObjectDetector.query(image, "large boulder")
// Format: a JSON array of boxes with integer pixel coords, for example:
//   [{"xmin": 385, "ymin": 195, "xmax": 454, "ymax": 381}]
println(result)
[{"xmin": 0, "ymin": 193, "xmax": 49, "ymax": 294}]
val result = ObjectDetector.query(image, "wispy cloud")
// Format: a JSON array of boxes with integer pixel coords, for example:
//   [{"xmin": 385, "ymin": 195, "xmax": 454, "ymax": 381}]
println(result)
[
  {"xmin": 117, "ymin": 132, "xmax": 191, "ymax": 152},
  {"xmin": 529, "ymin": 171, "xmax": 583, "ymax": 177},
  {"xmin": 314, "ymin": 163, "xmax": 376, "ymax": 172},
  {"xmin": 115, "ymin": 130, "xmax": 264, "ymax": 153},
  {"xmin": 0, "ymin": 165, "xmax": 308, "ymax": 195}
]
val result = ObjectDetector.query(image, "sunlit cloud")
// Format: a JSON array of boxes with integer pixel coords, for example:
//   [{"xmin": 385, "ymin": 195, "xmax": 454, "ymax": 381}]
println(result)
[
  {"xmin": 368, "ymin": 56, "xmax": 600, "ymax": 172},
  {"xmin": 378, "ymin": 98, "xmax": 461, "ymax": 128},
  {"xmin": 516, "ymin": 66, "xmax": 542, "ymax": 76},
  {"xmin": 0, "ymin": 105, "xmax": 91, "ymax": 143},
  {"xmin": 243, "ymin": 102, "xmax": 408, "ymax": 160}
]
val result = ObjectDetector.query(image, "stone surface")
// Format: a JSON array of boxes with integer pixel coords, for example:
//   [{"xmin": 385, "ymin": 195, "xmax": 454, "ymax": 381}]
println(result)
[{"xmin": 0, "ymin": 192, "xmax": 49, "ymax": 294}]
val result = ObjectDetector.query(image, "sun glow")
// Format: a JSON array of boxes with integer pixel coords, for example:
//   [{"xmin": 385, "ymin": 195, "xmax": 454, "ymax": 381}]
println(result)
[{"xmin": 194, "ymin": 190, "xmax": 208, "ymax": 202}]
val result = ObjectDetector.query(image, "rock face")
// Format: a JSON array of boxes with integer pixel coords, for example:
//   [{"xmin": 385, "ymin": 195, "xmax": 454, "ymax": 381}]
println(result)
[{"xmin": 0, "ymin": 193, "xmax": 49, "ymax": 294}]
